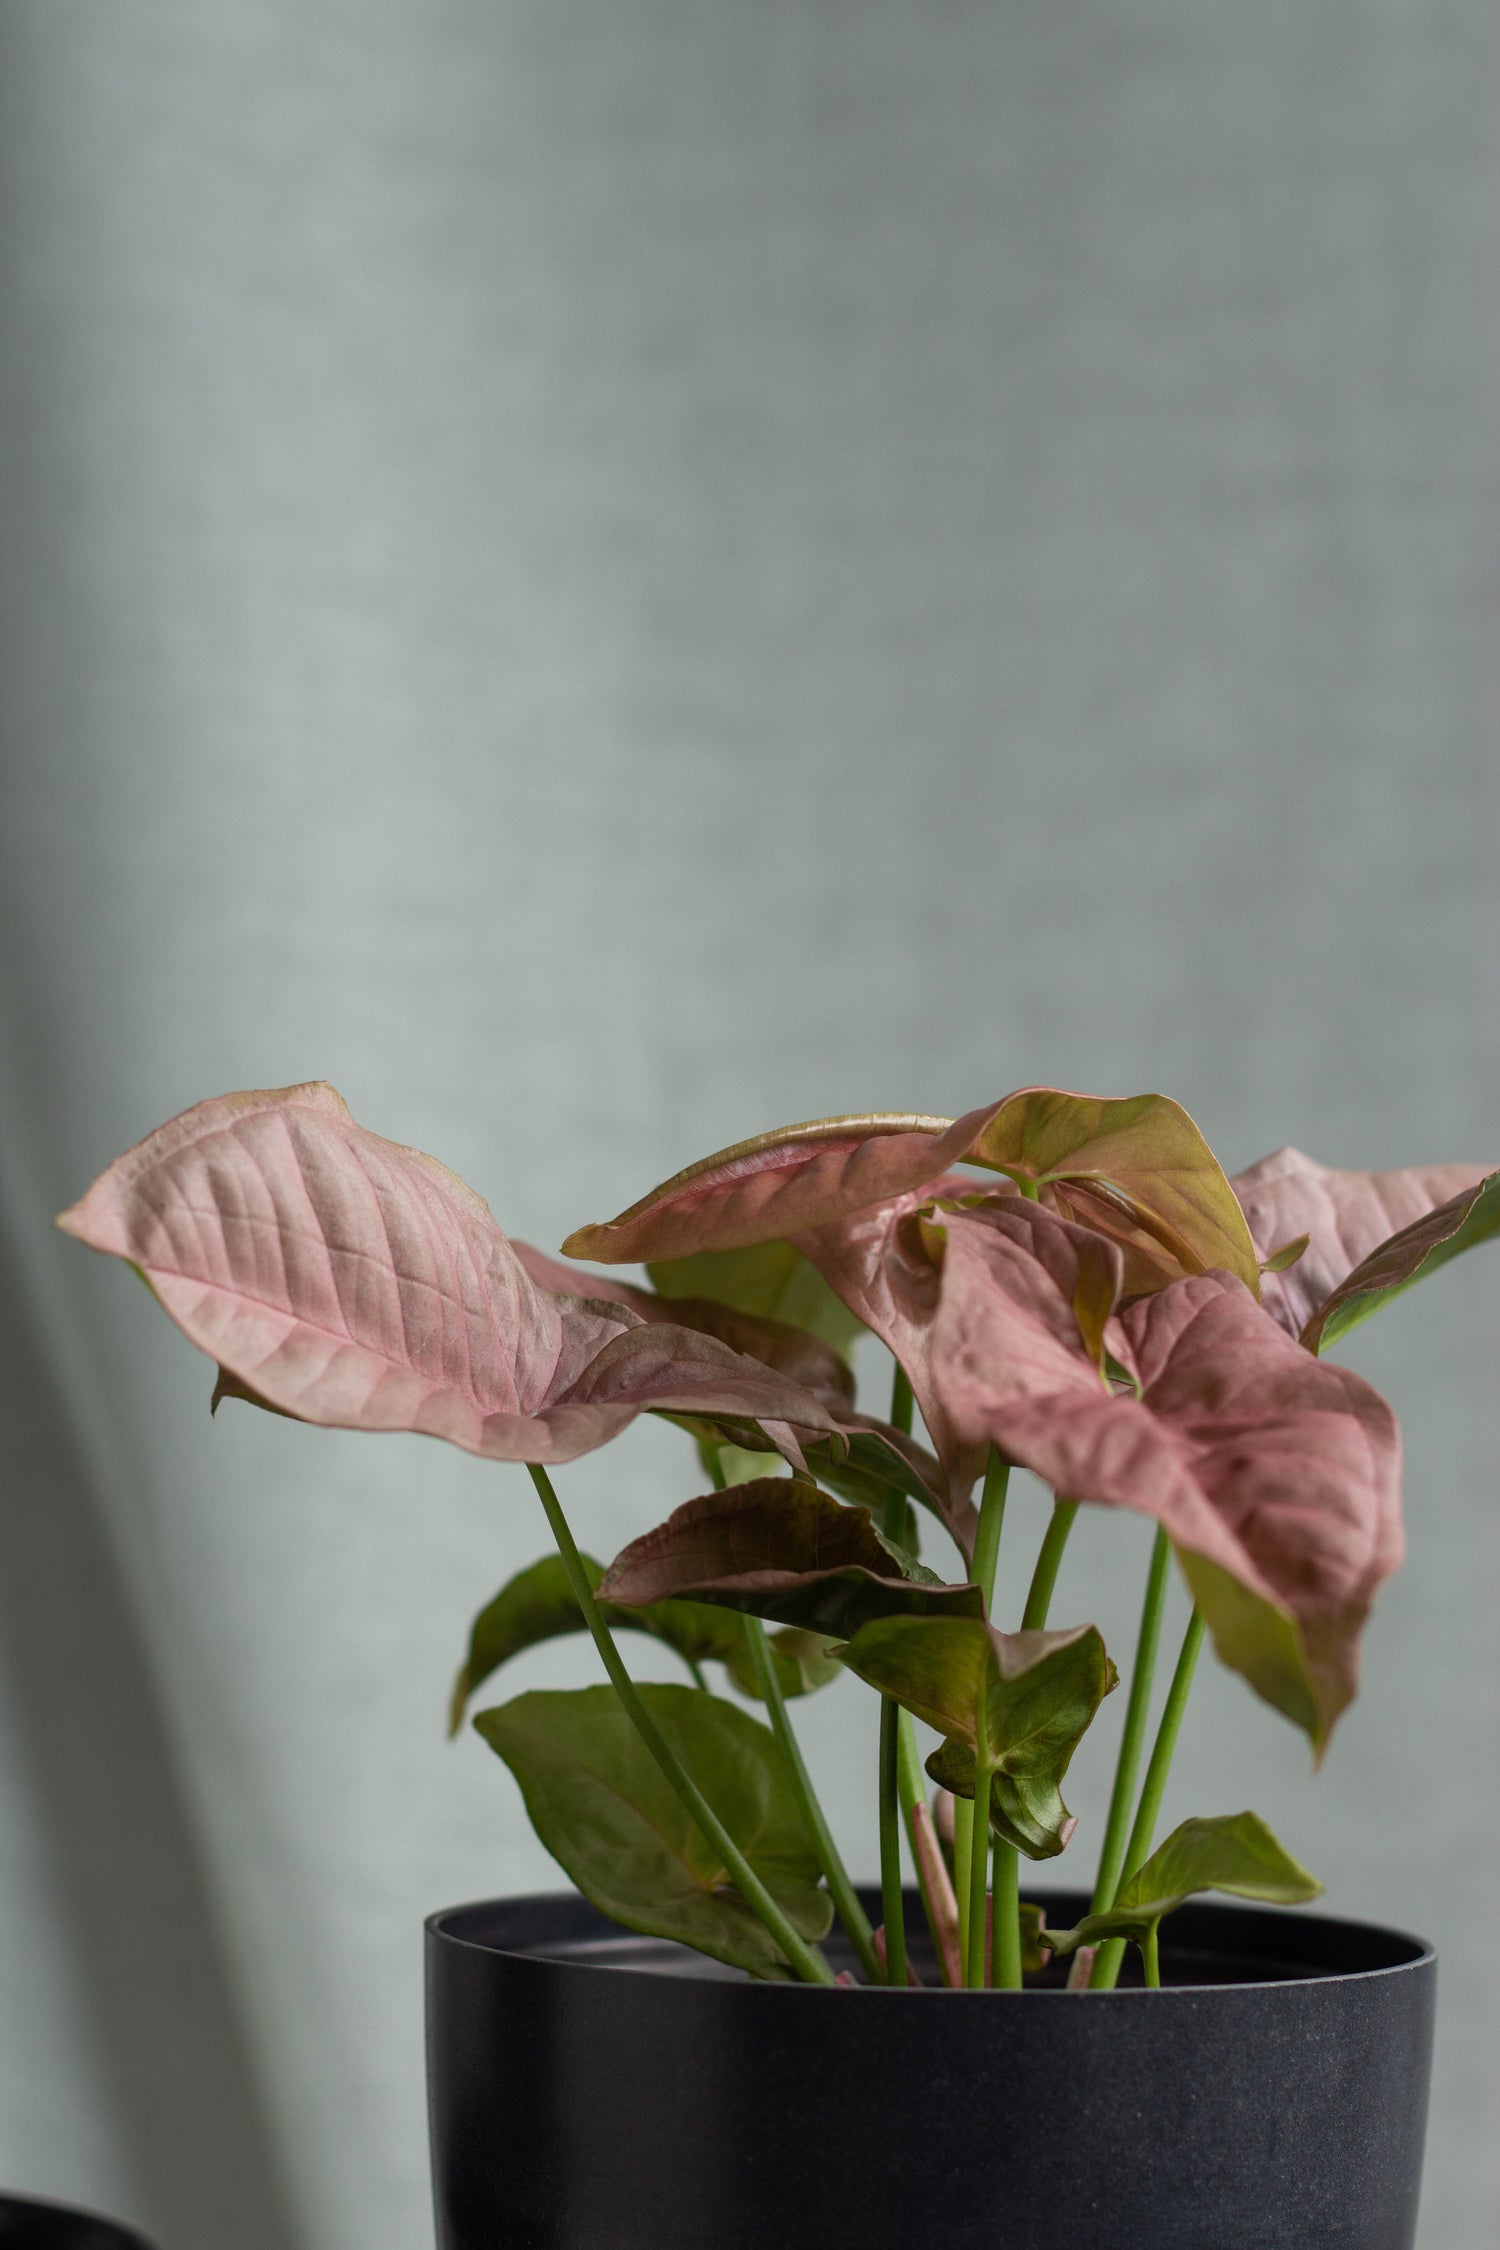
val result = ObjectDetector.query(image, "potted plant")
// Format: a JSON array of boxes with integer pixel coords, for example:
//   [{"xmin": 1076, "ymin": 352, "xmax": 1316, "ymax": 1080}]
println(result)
[{"xmin": 57, "ymin": 1082, "xmax": 1496, "ymax": 2250}]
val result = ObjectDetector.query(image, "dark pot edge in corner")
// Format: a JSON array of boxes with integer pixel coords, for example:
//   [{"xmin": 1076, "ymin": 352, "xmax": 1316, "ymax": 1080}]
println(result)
[{"xmin": 0, "ymin": 2190, "xmax": 159, "ymax": 2249}]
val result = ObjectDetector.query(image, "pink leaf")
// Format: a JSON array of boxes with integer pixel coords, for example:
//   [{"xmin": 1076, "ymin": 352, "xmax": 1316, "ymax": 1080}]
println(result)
[
  {"xmin": 559, "ymin": 1108, "xmax": 1005, "ymax": 1267},
  {"xmin": 1230, "ymin": 1146, "xmax": 1489, "ymax": 1342},
  {"xmin": 918, "ymin": 1200, "xmax": 1401, "ymax": 1752},
  {"xmin": 795, "ymin": 1188, "xmax": 1121, "ymax": 1555},
  {"xmin": 57, "ymin": 1085, "xmax": 840, "ymax": 1467}
]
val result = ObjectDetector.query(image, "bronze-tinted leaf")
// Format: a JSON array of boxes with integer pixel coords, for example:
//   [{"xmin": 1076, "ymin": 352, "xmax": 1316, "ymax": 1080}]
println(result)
[
  {"xmin": 560, "ymin": 1107, "xmax": 1003, "ymax": 1267},
  {"xmin": 1230, "ymin": 1145, "xmax": 1491, "ymax": 1342},
  {"xmin": 837, "ymin": 1615, "xmax": 1115, "ymax": 1859},
  {"xmin": 598, "ymin": 1479, "xmax": 983, "ymax": 1640},
  {"xmin": 57, "ymin": 1085, "xmax": 842, "ymax": 1467},
  {"xmin": 922, "ymin": 1200, "xmax": 1401, "ymax": 1752},
  {"xmin": 967, "ymin": 1087, "xmax": 1261, "ymax": 1293}
]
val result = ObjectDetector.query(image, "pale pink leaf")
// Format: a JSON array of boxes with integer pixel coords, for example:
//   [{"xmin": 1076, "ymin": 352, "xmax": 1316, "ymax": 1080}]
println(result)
[
  {"xmin": 1231, "ymin": 1146, "xmax": 1489, "ymax": 1341},
  {"xmin": 559, "ymin": 1107, "xmax": 1004, "ymax": 1267},
  {"xmin": 57, "ymin": 1085, "xmax": 840, "ymax": 1467}
]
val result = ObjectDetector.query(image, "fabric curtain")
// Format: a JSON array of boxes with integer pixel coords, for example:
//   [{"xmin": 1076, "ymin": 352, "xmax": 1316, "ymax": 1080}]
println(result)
[{"xmin": 0, "ymin": 5, "xmax": 1492, "ymax": 2245}]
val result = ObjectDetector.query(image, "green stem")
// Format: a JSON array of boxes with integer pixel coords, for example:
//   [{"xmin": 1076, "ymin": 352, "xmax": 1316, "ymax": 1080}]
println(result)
[
  {"xmin": 1089, "ymin": 1606, "xmax": 1206, "ymax": 1991},
  {"xmin": 970, "ymin": 1450, "xmax": 1009, "ymax": 1607},
  {"xmin": 953, "ymin": 1795, "xmax": 974, "ymax": 1975},
  {"xmin": 966, "ymin": 1447, "xmax": 1010, "ymax": 1989},
  {"xmin": 875, "ymin": 1382, "xmax": 917, "ymax": 1986},
  {"xmin": 527, "ymin": 1463, "xmax": 835, "ymax": 1987},
  {"xmin": 1021, "ymin": 1497, "xmax": 1080, "ymax": 1630},
  {"xmin": 889, "ymin": 1361, "xmax": 915, "ymax": 1435},
  {"xmin": 743, "ymin": 1615, "xmax": 882, "ymax": 1984},
  {"xmin": 990, "ymin": 1838, "xmax": 1022, "ymax": 1988},
  {"xmin": 685, "ymin": 1656, "xmax": 711, "ymax": 1693},
  {"xmin": 1141, "ymin": 1921, "xmax": 1161, "ymax": 1989},
  {"xmin": 1089, "ymin": 1526, "xmax": 1172, "ymax": 1916},
  {"xmin": 878, "ymin": 1697, "xmax": 907, "ymax": 1985}
]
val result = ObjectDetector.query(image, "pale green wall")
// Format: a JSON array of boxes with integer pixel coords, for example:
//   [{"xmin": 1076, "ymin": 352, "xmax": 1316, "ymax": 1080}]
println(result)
[{"xmin": 0, "ymin": 4, "xmax": 1493, "ymax": 2245}]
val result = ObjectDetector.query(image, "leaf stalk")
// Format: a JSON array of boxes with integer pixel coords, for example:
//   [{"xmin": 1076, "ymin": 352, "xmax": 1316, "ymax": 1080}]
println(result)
[{"xmin": 527, "ymin": 1463, "xmax": 835, "ymax": 1986}]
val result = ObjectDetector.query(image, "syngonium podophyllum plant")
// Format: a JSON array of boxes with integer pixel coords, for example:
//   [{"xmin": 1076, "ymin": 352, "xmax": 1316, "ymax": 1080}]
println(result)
[{"xmin": 58, "ymin": 1084, "xmax": 1499, "ymax": 1990}]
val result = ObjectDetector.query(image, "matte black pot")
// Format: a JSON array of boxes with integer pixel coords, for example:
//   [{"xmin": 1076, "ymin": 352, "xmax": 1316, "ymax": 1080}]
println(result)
[
  {"xmin": 0, "ymin": 2195, "xmax": 155, "ymax": 2249},
  {"xmin": 427, "ymin": 1885, "xmax": 1434, "ymax": 2250}
]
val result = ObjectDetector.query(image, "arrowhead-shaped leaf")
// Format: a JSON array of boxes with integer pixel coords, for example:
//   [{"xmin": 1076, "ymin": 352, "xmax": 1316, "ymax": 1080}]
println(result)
[
  {"xmin": 560, "ymin": 1107, "xmax": 1004, "ymax": 1266},
  {"xmin": 918, "ymin": 1200, "xmax": 1401, "ymax": 1752},
  {"xmin": 56, "ymin": 1086, "xmax": 841, "ymax": 1467},
  {"xmin": 837, "ymin": 1615, "xmax": 1116, "ymax": 1859},
  {"xmin": 967, "ymin": 1087, "xmax": 1261, "ymax": 1294},
  {"xmin": 599, "ymin": 1479, "xmax": 984, "ymax": 1639},
  {"xmin": 447, "ymin": 1552, "xmax": 745, "ymax": 1735},
  {"xmin": 1230, "ymin": 1146, "xmax": 1493, "ymax": 1345},
  {"xmin": 476, "ymin": 1683, "xmax": 833, "ymax": 1976},
  {"xmin": 647, "ymin": 1241, "xmax": 867, "ymax": 1360},
  {"xmin": 1041, "ymin": 1811, "xmax": 1321, "ymax": 1954}
]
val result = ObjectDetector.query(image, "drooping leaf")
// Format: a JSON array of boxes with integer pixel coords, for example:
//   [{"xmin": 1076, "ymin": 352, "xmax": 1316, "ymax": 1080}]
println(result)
[
  {"xmin": 476, "ymin": 1683, "xmax": 833, "ymax": 1976},
  {"xmin": 1303, "ymin": 1172, "xmax": 1500, "ymax": 1353},
  {"xmin": 57, "ymin": 1086, "xmax": 843, "ymax": 1467},
  {"xmin": 1041, "ymin": 1811, "xmax": 1321, "ymax": 1955},
  {"xmin": 726, "ymin": 1626, "xmax": 844, "ymax": 1701},
  {"xmin": 967, "ymin": 1087, "xmax": 1261, "ymax": 1294},
  {"xmin": 1230, "ymin": 1145, "xmax": 1492, "ymax": 1344},
  {"xmin": 915, "ymin": 1199, "xmax": 1401, "ymax": 1753},
  {"xmin": 446, "ymin": 1552, "xmax": 744, "ymax": 1735},
  {"xmin": 599, "ymin": 1479, "xmax": 984, "ymax": 1640},
  {"xmin": 647, "ymin": 1240, "xmax": 866, "ymax": 1360},
  {"xmin": 513, "ymin": 1240, "xmax": 856, "ymax": 1410},
  {"xmin": 837, "ymin": 1615, "xmax": 1116, "ymax": 1859},
  {"xmin": 797, "ymin": 1187, "xmax": 1132, "ymax": 1554},
  {"xmin": 560, "ymin": 1107, "xmax": 1004, "ymax": 1266}
]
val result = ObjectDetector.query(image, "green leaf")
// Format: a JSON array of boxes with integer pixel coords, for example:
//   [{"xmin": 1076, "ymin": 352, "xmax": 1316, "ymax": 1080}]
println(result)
[
  {"xmin": 599, "ymin": 1479, "xmax": 984, "ymax": 1641},
  {"xmin": 1041, "ymin": 1811, "xmax": 1322, "ymax": 1955},
  {"xmin": 475, "ymin": 1683, "xmax": 834, "ymax": 1976},
  {"xmin": 726, "ymin": 1626, "xmax": 843, "ymax": 1701},
  {"xmin": 1018, "ymin": 1900, "xmax": 1047, "ymax": 1974},
  {"xmin": 649, "ymin": 1241, "xmax": 866, "ymax": 1361},
  {"xmin": 968, "ymin": 1086, "xmax": 1261, "ymax": 1295},
  {"xmin": 838, "ymin": 1616, "xmax": 1117, "ymax": 1859},
  {"xmin": 1308, "ymin": 1172, "xmax": 1500, "ymax": 1353},
  {"xmin": 448, "ymin": 1553, "xmax": 743, "ymax": 1735}
]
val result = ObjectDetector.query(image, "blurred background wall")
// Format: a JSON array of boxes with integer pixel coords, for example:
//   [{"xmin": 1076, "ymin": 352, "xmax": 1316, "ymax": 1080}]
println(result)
[{"xmin": 0, "ymin": 4, "xmax": 1493, "ymax": 2246}]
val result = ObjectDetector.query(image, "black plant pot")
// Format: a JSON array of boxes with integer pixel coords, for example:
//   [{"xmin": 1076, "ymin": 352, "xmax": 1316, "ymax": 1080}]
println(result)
[
  {"xmin": 427, "ymin": 1885, "xmax": 1435, "ymax": 2250},
  {"xmin": 0, "ymin": 2195, "xmax": 156, "ymax": 2249}
]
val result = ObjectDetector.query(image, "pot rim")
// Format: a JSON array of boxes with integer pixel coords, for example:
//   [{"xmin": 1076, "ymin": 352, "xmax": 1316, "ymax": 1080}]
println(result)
[
  {"xmin": 0, "ymin": 2189, "xmax": 156, "ymax": 2245},
  {"xmin": 425, "ymin": 1887, "xmax": 1436, "ymax": 1997}
]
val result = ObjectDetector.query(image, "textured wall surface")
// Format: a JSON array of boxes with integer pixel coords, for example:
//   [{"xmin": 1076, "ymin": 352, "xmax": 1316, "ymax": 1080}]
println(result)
[{"xmin": 0, "ymin": 4, "xmax": 1493, "ymax": 2246}]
